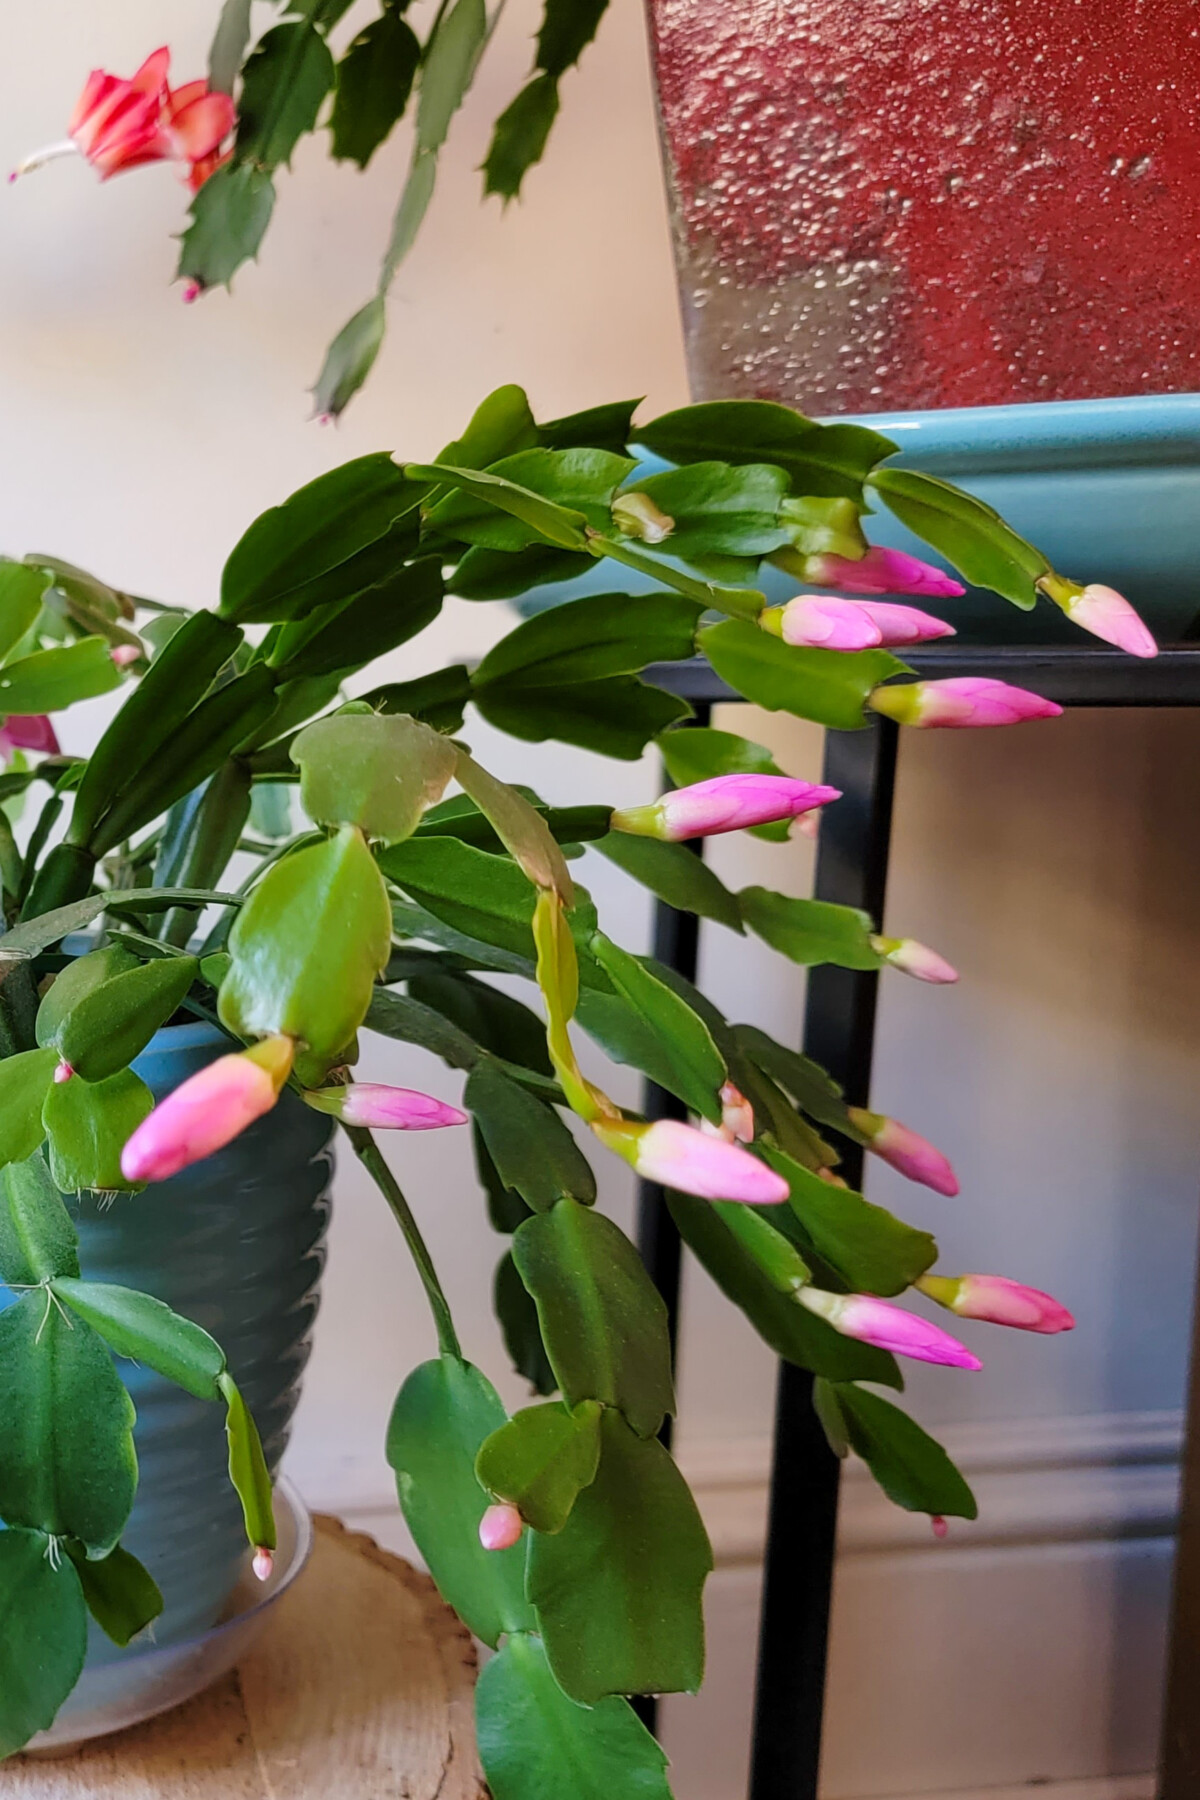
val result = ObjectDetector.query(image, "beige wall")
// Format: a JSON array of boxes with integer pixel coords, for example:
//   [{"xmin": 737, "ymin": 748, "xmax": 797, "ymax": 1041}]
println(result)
[{"xmin": 3, "ymin": 5, "xmax": 1198, "ymax": 1793}]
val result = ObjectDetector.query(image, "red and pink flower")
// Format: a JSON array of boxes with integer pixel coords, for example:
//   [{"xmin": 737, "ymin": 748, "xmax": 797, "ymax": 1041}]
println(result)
[{"xmin": 14, "ymin": 48, "xmax": 235, "ymax": 190}]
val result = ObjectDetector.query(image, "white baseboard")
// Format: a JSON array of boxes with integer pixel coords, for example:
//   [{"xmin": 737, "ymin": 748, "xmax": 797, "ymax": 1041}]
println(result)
[
  {"xmin": 288, "ymin": 1409, "xmax": 1180, "ymax": 1800},
  {"xmin": 670, "ymin": 1408, "xmax": 1182, "ymax": 1564}
]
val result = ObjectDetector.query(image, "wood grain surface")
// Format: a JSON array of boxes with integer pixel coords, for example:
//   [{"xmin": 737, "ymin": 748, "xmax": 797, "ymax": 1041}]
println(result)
[{"xmin": 5, "ymin": 1517, "xmax": 485, "ymax": 1799}]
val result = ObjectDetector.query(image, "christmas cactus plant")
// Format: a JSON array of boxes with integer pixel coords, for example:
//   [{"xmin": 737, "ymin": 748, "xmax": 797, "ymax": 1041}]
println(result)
[{"xmin": 0, "ymin": 385, "xmax": 1154, "ymax": 1784}]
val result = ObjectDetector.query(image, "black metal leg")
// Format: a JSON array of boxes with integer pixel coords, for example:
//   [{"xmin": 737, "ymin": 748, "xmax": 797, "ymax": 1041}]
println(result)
[
  {"xmin": 749, "ymin": 717, "xmax": 900, "ymax": 1800},
  {"xmin": 633, "ymin": 700, "xmax": 711, "ymax": 1734},
  {"xmin": 635, "ymin": 877, "xmax": 701, "ymax": 1402},
  {"xmin": 1158, "ymin": 1220, "xmax": 1200, "ymax": 1795}
]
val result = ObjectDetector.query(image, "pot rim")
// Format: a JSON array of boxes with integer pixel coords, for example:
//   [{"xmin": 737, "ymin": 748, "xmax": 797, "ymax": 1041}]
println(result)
[{"xmin": 848, "ymin": 391, "xmax": 1200, "ymax": 473}]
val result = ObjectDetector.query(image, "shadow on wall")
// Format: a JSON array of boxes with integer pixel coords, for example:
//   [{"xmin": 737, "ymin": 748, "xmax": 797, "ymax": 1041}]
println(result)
[
  {"xmin": 676, "ymin": 704, "xmax": 1200, "ymax": 1448},
  {"xmin": 881, "ymin": 705, "xmax": 1200, "ymax": 1428}
]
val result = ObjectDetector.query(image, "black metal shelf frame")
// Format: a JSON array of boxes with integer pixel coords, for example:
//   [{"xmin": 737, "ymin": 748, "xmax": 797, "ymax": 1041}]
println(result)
[{"xmin": 635, "ymin": 644, "xmax": 1200, "ymax": 1800}]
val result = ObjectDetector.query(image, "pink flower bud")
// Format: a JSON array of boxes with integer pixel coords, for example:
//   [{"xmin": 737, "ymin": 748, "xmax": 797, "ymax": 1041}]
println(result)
[
  {"xmin": 303, "ymin": 1083, "xmax": 468, "ymax": 1131},
  {"xmin": 479, "ymin": 1503, "xmax": 524, "ymax": 1551},
  {"xmin": 765, "ymin": 596, "xmax": 955, "ymax": 651},
  {"xmin": 120, "ymin": 1035, "xmax": 294, "ymax": 1184},
  {"xmin": 1057, "ymin": 582, "xmax": 1157, "ymax": 659},
  {"xmin": 798, "ymin": 1287, "xmax": 982, "ymax": 1368},
  {"xmin": 699, "ymin": 1081, "xmax": 755, "ymax": 1144},
  {"xmin": 920, "ymin": 1271, "xmax": 1074, "ymax": 1334},
  {"xmin": 0, "ymin": 714, "xmax": 60, "ymax": 762},
  {"xmin": 869, "ymin": 677, "xmax": 1062, "ymax": 729},
  {"xmin": 931, "ymin": 1515, "xmax": 949, "ymax": 1540},
  {"xmin": 252, "ymin": 1548, "xmax": 274, "ymax": 1582},
  {"xmin": 110, "ymin": 643, "xmax": 142, "ymax": 667},
  {"xmin": 804, "ymin": 547, "xmax": 966, "ymax": 599},
  {"xmin": 849, "ymin": 1107, "xmax": 959, "ymax": 1197},
  {"xmin": 871, "ymin": 935, "xmax": 959, "ymax": 984},
  {"xmin": 53, "ymin": 1061, "xmax": 74, "ymax": 1085},
  {"xmin": 796, "ymin": 809, "xmax": 821, "ymax": 842},
  {"xmin": 612, "ymin": 775, "xmax": 840, "ymax": 842},
  {"xmin": 769, "ymin": 596, "xmax": 884, "ymax": 650},
  {"xmin": 593, "ymin": 1116, "xmax": 790, "ymax": 1203}
]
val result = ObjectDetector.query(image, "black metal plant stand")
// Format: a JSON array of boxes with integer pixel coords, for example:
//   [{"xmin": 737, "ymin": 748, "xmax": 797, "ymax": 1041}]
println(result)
[{"xmin": 635, "ymin": 644, "xmax": 1200, "ymax": 1800}]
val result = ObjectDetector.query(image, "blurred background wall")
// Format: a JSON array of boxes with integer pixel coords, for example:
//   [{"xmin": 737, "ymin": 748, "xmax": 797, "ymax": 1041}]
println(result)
[{"xmin": 2, "ymin": 4, "xmax": 1197, "ymax": 1796}]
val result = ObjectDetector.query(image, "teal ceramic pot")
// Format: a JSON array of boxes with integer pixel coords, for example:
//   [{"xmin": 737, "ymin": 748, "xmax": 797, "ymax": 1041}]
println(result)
[
  {"xmin": 0, "ymin": 1019, "xmax": 333, "ymax": 1660},
  {"xmin": 514, "ymin": 394, "xmax": 1200, "ymax": 647}
]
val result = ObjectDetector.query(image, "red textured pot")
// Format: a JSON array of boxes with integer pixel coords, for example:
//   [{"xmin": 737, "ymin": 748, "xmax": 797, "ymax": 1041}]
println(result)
[{"xmin": 644, "ymin": 0, "xmax": 1200, "ymax": 412}]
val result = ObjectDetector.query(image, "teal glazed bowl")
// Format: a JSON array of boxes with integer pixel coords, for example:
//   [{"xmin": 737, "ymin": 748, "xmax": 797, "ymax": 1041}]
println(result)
[
  {"xmin": 0, "ymin": 1018, "xmax": 332, "ymax": 1664},
  {"xmin": 514, "ymin": 394, "xmax": 1200, "ymax": 647}
]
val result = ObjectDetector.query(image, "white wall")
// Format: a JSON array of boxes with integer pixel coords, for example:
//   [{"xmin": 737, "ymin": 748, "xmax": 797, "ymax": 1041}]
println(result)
[{"xmin": 2, "ymin": 5, "xmax": 1198, "ymax": 1796}]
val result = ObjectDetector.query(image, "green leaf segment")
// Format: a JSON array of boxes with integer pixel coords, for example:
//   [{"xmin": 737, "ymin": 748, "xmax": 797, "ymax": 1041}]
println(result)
[{"xmin": 0, "ymin": 1150, "xmax": 275, "ymax": 1754}]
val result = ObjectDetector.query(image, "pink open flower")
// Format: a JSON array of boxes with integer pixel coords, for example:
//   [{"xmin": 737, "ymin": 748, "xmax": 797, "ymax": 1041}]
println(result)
[
  {"xmin": 920, "ymin": 1272, "xmax": 1075, "ymax": 1334},
  {"xmin": 14, "ymin": 48, "xmax": 234, "ymax": 188},
  {"xmin": 798, "ymin": 1288, "xmax": 982, "ymax": 1369},
  {"xmin": 871, "ymin": 935, "xmax": 959, "ymax": 984},
  {"xmin": 593, "ymin": 1116, "xmax": 790, "ymax": 1204},
  {"xmin": 804, "ymin": 547, "xmax": 965, "ymax": 599},
  {"xmin": 121, "ymin": 1036, "xmax": 294, "ymax": 1184},
  {"xmin": 0, "ymin": 714, "xmax": 59, "ymax": 761},
  {"xmin": 850, "ymin": 1107, "xmax": 959, "ymax": 1197},
  {"xmin": 303, "ymin": 1083, "xmax": 468, "ymax": 1131},
  {"xmin": 612, "ymin": 774, "xmax": 839, "ymax": 842},
  {"xmin": 869, "ymin": 677, "xmax": 1062, "ymax": 729}
]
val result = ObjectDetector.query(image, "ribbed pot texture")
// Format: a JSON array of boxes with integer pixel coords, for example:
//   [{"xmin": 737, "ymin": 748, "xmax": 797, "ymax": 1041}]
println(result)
[{"xmin": 0, "ymin": 1019, "xmax": 333, "ymax": 1659}]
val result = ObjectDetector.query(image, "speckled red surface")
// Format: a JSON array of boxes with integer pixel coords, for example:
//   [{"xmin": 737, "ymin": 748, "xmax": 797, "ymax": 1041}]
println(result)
[{"xmin": 646, "ymin": 0, "xmax": 1200, "ymax": 410}]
